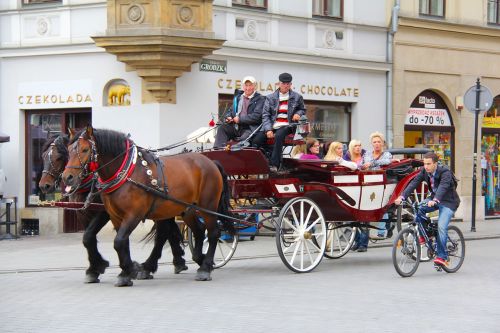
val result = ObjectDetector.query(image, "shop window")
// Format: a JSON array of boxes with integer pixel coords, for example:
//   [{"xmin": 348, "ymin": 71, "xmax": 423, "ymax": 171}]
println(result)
[
  {"xmin": 419, "ymin": 0, "xmax": 445, "ymax": 17},
  {"xmin": 481, "ymin": 96, "xmax": 500, "ymax": 216},
  {"xmin": 305, "ymin": 101, "xmax": 350, "ymax": 143},
  {"xmin": 404, "ymin": 90, "xmax": 454, "ymax": 169},
  {"xmin": 25, "ymin": 109, "xmax": 91, "ymax": 206},
  {"xmin": 313, "ymin": 0, "xmax": 343, "ymax": 19},
  {"xmin": 232, "ymin": 0, "xmax": 267, "ymax": 9},
  {"xmin": 488, "ymin": 0, "xmax": 500, "ymax": 24}
]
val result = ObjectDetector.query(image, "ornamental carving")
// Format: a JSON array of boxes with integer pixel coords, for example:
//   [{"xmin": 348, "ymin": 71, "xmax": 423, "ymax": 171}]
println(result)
[
  {"xmin": 178, "ymin": 6, "xmax": 194, "ymax": 24},
  {"xmin": 245, "ymin": 20, "xmax": 258, "ymax": 40},
  {"xmin": 323, "ymin": 30, "xmax": 336, "ymax": 48},
  {"xmin": 36, "ymin": 17, "xmax": 50, "ymax": 36},
  {"xmin": 127, "ymin": 4, "xmax": 145, "ymax": 24}
]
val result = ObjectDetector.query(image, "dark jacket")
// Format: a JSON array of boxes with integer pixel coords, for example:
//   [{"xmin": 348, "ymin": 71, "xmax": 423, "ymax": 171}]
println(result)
[
  {"xmin": 262, "ymin": 89, "xmax": 306, "ymax": 132},
  {"xmin": 402, "ymin": 165, "xmax": 460, "ymax": 211},
  {"xmin": 224, "ymin": 90, "xmax": 265, "ymax": 132}
]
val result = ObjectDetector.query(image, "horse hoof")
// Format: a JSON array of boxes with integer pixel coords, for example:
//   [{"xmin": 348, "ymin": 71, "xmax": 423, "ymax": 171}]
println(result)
[
  {"xmin": 195, "ymin": 270, "xmax": 212, "ymax": 281},
  {"xmin": 115, "ymin": 276, "xmax": 133, "ymax": 287},
  {"xmin": 84, "ymin": 273, "xmax": 100, "ymax": 284},
  {"xmin": 97, "ymin": 260, "xmax": 110, "ymax": 274},
  {"xmin": 136, "ymin": 270, "xmax": 154, "ymax": 280},
  {"xmin": 174, "ymin": 264, "xmax": 188, "ymax": 274},
  {"xmin": 129, "ymin": 261, "xmax": 141, "ymax": 280}
]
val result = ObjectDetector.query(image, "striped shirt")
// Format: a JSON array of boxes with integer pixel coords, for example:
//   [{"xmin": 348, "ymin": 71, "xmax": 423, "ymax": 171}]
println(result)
[{"xmin": 273, "ymin": 92, "xmax": 289, "ymax": 129}]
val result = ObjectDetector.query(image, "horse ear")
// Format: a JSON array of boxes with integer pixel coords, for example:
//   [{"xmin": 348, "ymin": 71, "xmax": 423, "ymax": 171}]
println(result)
[
  {"xmin": 86, "ymin": 124, "xmax": 94, "ymax": 138},
  {"xmin": 68, "ymin": 127, "xmax": 75, "ymax": 140}
]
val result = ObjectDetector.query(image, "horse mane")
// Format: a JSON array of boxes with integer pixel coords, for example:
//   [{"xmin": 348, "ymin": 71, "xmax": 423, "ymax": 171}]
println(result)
[
  {"xmin": 42, "ymin": 134, "xmax": 69, "ymax": 160},
  {"xmin": 70, "ymin": 128, "xmax": 128, "ymax": 156}
]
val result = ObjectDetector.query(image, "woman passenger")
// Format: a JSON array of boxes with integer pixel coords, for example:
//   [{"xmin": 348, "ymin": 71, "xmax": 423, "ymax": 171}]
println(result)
[
  {"xmin": 361, "ymin": 132, "xmax": 392, "ymax": 170},
  {"xmin": 343, "ymin": 139, "xmax": 365, "ymax": 168},
  {"xmin": 324, "ymin": 141, "xmax": 357, "ymax": 170},
  {"xmin": 299, "ymin": 138, "xmax": 320, "ymax": 160},
  {"xmin": 290, "ymin": 144, "xmax": 307, "ymax": 159}
]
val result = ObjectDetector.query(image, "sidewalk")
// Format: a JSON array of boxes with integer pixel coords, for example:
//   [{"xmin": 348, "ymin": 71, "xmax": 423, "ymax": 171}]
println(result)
[{"xmin": 0, "ymin": 220, "xmax": 498, "ymax": 273}]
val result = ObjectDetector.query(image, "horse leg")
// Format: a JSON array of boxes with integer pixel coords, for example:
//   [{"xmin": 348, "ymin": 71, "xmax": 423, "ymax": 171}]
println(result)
[
  {"xmin": 82, "ymin": 211, "xmax": 110, "ymax": 283},
  {"xmin": 184, "ymin": 211, "xmax": 206, "ymax": 266},
  {"xmin": 195, "ymin": 225, "xmax": 218, "ymax": 281},
  {"xmin": 114, "ymin": 220, "xmax": 141, "ymax": 287},
  {"xmin": 166, "ymin": 219, "xmax": 188, "ymax": 274}
]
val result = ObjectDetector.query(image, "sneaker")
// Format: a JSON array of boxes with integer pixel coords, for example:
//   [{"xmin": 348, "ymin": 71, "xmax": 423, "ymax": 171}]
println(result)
[
  {"xmin": 386, "ymin": 229, "xmax": 393, "ymax": 238},
  {"xmin": 418, "ymin": 236, "xmax": 425, "ymax": 245},
  {"xmin": 433, "ymin": 257, "xmax": 448, "ymax": 266},
  {"xmin": 357, "ymin": 247, "xmax": 367, "ymax": 252},
  {"xmin": 269, "ymin": 166, "xmax": 278, "ymax": 173},
  {"xmin": 372, "ymin": 234, "xmax": 385, "ymax": 240},
  {"xmin": 350, "ymin": 245, "xmax": 359, "ymax": 252}
]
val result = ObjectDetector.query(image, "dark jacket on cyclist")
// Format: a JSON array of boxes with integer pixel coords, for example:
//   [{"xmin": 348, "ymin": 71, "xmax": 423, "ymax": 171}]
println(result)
[{"xmin": 402, "ymin": 165, "xmax": 460, "ymax": 211}]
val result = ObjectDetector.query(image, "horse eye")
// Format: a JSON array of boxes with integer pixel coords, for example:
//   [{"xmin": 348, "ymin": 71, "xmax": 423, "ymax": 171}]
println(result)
[{"xmin": 82, "ymin": 147, "xmax": 90, "ymax": 153}]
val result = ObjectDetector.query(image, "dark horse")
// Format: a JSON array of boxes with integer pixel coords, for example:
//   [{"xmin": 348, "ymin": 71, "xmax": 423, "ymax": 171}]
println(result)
[
  {"xmin": 61, "ymin": 126, "xmax": 233, "ymax": 286},
  {"xmin": 39, "ymin": 133, "xmax": 187, "ymax": 285}
]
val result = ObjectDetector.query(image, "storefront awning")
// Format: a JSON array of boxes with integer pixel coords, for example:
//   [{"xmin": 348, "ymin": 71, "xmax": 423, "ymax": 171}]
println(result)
[{"xmin": 0, "ymin": 132, "xmax": 10, "ymax": 143}]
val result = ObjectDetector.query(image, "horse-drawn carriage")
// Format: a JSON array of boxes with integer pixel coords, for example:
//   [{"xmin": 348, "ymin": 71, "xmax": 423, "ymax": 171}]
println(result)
[{"xmin": 41, "ymin": 125, "xmax": 431, "ymax": 285}]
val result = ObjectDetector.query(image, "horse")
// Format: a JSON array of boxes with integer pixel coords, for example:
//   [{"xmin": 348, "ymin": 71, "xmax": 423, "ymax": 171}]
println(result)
[
  {"xmin": 39, "ymin": 133, "xmax": 188, "ymax": 284},
  {"xmin": 61, "ymin": 126, "xmax": 233, "ymax": 286}
]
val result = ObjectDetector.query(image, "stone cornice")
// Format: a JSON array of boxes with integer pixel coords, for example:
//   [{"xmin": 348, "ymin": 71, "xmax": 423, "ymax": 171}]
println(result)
[{"xmin": 398, "ymin": 16, "xmax": 500, "ymax": 38}]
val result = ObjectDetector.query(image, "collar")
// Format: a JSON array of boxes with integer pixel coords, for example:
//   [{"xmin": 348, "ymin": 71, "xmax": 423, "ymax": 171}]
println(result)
[
  {"xmin": 242, "ymin": 91, "xmax": 256, "ymax": 99},
  {"xmin": 97, "ymin": 140, "xmax": 138, "ymax": 194}
]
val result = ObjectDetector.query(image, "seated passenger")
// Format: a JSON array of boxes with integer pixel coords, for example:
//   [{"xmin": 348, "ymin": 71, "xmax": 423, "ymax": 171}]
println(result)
[
  {"xmin": 324, "ymin": 141, "xmax": 357, "ymax": 170},
  {"xmin": 299, "ymin": 138, "xmax": 320, "ymax": 160},
  {"xmin": 214, "ymin": 76, "xmax": 265, "ymax": 148},
  {"xmin": 343, "ymin": 139, "xmax": 366, "ymax": 169},
  {"xmin": 360, "ymin": 132, "xmax": 393, "ymax": 170},
  {"xmin": 253, "ymin": 72, "xmax": 306, "ymax": 172},
  {"xmin": 290, "ymin": 143, "xmax": 307, "ymax": 159}
]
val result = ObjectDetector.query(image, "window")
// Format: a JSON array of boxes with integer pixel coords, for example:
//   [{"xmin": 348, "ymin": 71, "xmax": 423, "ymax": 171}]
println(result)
[
  {"xmin": 305, "ymin": 101, "xmax": 350, "ymax": 142},
  {"xmin": 23, "ymin": 0, "xmax": 61, "ymax": 4},
  {"xmin": 25, "ymin": 109, "xmax": 91, "ymax": 206},
  {"xmin": 313, "ymin": 0, "xmax": 343, "ymax": 19},
  {"xmin": 488, "ymin": 0, "xmax": 500, "ymax": 24},
  {"xmin": 419, "ymin": 0, "xmax": 445, "ymax": 17},
  {"xmin": 232, "ymin": 0, "xmax": 267, "ymax": 9}
]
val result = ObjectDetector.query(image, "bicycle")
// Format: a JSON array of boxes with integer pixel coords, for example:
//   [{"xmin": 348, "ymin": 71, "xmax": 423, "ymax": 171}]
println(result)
[{"xmin": 392, "ymin": 200, "xmax": 465, "ymax": 277}]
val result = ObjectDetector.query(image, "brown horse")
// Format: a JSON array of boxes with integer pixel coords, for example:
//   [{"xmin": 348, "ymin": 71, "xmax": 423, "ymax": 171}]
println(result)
[
  {"xmin": 39, "ymin": 133, "xmax": 187, "ymax": 284},
  {"xmin": 61, "ymin": 126, "xmax": 233, "ymax": 286}
]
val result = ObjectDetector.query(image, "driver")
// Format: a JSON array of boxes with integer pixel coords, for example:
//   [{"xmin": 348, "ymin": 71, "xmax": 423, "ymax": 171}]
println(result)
[{"xmin": 253, "ymin": 72, "xmax": 306, "ymax": 172}]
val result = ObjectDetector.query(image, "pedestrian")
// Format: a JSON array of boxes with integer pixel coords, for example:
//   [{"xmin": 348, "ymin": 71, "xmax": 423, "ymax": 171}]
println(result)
[{"xmin": 395, "ymin": 152, "xmax": 460, "ymax": 266}]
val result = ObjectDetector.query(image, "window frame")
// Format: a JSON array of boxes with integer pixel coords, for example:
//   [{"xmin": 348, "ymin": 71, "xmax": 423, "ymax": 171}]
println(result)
[
  {"xmin": 488, "ymin": 0, "xmax": 500, "ymax": 25},
  {"xmin": 419, "ymin": 0, "xmax": 446, "ymax": 18},
  {"xmin": 232, "ymin": 0, "xmax": 268, "ymax": 10},
  {"xmin": 312, "ymin": 0, "xmax": 344, "ymax": 20}
]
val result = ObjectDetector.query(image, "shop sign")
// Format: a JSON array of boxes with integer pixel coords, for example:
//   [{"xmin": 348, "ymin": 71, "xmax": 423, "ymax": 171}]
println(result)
[
  {"xmin": 200, "ymin": 59, "xmax": 227, "ymax": 73},
  {"xmin": 17, "ymin": 80, "xmax": 93, "ymax": 109},
  {"xmin": 405, "ymin": 108, "xmax": 451, "ymax": 126},
  {"xmin": 482, "ymin": 115, "xmax": 500, "ymax": 128}
]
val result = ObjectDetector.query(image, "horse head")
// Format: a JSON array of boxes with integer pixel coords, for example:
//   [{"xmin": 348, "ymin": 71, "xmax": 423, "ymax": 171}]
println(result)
[
  {"xmin": 62, "ymin": 125, "xmax": 98, "ymax": 190},
  {"xmin": 39, "ymin": 134, "xmax": 69, "ymax": 193}
]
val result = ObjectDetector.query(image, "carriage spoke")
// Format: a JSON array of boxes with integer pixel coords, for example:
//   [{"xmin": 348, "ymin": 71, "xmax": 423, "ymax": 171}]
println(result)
[
  {"xmin": 283, "ymin": 217, "xmax": 299, "ymax": 232},
  {"xmin": 306, "ymin": 217, "xmax": 322, "ymax": 232},
  {"xmin": 290, "ymin": 206, "xmax": 300, "ymax": 228}
]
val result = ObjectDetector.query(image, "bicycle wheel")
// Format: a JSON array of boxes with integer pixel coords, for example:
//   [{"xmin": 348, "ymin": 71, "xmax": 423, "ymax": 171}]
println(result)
[
  {"xmin": 323, "ymin": 223, "xmax": 356, "ymax": 259},
  {"xmin": 397, "ymin": 183, "xmax": 428, "ymax": 232},
  {"xmin": 187, "ymin": 229, "xmax": 239, "ymax": 269},
  {"xmin": 392, "ymin": 227, "xmax": 421, "ymax": 277},
  {"xmin": 442, "ymin": 225, "xmax": 465, "ymax": 273}
]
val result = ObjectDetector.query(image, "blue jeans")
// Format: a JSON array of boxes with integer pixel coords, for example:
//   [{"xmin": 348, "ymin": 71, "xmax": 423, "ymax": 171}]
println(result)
[
  {"xmin": 354, "ymin": 227, "xmax": 369, "ymax": 248},
  {"xmin": 416, "ymin": 199, "xmax": 455, "ymax": 260},
  {"xmin": 376, "ymin": 213, "xmax": 390, "ymax": 236}
]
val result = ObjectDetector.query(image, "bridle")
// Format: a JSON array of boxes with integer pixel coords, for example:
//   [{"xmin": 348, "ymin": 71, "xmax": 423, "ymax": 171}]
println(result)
[
  {"xmin": 42, "ymin": 136, "xmax": 65, "ymax": 185},
  {"xmin": 65, "ymin": 134, "xmax": 98, "ymax": 180}
]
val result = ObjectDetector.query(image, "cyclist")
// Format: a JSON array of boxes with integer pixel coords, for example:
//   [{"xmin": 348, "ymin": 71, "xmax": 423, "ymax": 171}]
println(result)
[{"xmin": 395, "ymin": 152, "xmax": 460, "ymax": 267}]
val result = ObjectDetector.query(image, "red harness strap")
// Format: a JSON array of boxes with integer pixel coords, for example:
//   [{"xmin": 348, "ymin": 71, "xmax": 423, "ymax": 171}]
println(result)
[
  {"xmin": 98, "ymin": 140, "xmax": 137, "ymax": 194},
  {"xmin": 76, "ymin": 174, "xmax": 94, "ymax": 193}
]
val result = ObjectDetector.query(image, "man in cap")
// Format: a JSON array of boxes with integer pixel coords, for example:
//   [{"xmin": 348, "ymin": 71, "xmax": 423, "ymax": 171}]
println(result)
[
  {"xmin": 214, "ymin": 76, "xmax": 265, "ymax": 148},
  {"xmin": 254, "ymin": 72, "xmax": 306, "ymax": 172}
]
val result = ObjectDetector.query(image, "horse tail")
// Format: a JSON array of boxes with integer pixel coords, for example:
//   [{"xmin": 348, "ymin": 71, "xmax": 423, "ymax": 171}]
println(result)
[
  {"xmin": 213, "ymin": 160, "xmax": 235, "ymax": 235},
  {"xmin": 141, "ymin": 221, "xmax": 157, "ymax": 243}
]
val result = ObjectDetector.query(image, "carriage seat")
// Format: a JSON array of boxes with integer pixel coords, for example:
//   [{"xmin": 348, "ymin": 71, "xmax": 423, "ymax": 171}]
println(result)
[{"xmin": 384, "ymin": 159, "xmax": 414, "ymax": 181}]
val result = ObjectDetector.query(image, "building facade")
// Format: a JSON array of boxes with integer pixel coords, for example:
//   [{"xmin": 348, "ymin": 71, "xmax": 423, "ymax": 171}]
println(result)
[
  {"xmin": 0, "ymin": 0, "xmax": 391, "ymax": 234},
  {"xmin": 392, "ymin": 0, "xmax": 500, "ymax": 220}
]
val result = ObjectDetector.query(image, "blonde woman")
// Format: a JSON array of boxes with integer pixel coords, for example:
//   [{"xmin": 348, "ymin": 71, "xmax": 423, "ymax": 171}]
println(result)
[
  {"xmin": 343, "ymin": 139, "xmax": 366, "ymax": 168},
  {"xmin": 290, "ymin": 144, "xmax": 307, "ymax": 159},
  {"xmin": 324, "ymin": 141, "xmax": 357, "ymax": 170},
  {"xmin": 361, "ymin": 132, "xmax": 392, "ymax": 170}
]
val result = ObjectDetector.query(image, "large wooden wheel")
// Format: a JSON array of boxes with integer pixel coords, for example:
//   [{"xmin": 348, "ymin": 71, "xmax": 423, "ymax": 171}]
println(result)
[{"xmin": 276, "ymin": 197, "xmax": 326, "ymax": 273}]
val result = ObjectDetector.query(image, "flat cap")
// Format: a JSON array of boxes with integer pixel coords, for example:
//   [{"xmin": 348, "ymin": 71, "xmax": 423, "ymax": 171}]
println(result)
[{"xmin": 278, "ymin": 72, "xmax": 293, "ymax": 83}]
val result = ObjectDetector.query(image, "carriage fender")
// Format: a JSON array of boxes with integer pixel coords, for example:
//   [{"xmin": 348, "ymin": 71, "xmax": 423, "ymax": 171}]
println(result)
[
  {"xmin": 304, "ymin": 182, "xmax": 356, "ymax": 207},
  {"xmin": 388, "ymin": 169, "xmax": 421, "ymax": 204}
]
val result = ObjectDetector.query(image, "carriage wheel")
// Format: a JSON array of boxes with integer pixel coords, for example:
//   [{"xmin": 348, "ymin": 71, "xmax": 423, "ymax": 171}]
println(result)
[
  {"xmin": 392, "ymin": 227, "xmax": 421, "ymax": 277},
  {"xmin": 396, "ymin": 183, "xmax": 428, "ymax": 232},
  {"xmin": 442, "ymin": 225, "xmax": 465, "ymax": 273},
  {"xmin": 276, "ymin": 197, "xmax": 326, "ymax": 273},
  {"xmin": 323, "ymin": 223, "xmax": 356, "ymax": 259},
  {"xmin": 187, "ymin": 229, "xmax": 239, "ymax": 269}
]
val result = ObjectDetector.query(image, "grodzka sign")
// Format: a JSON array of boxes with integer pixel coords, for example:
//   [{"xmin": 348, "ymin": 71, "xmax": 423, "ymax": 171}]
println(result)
[{"xmin": 200, "ymin": 59, "xmax": 227, "ymax": 73}]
